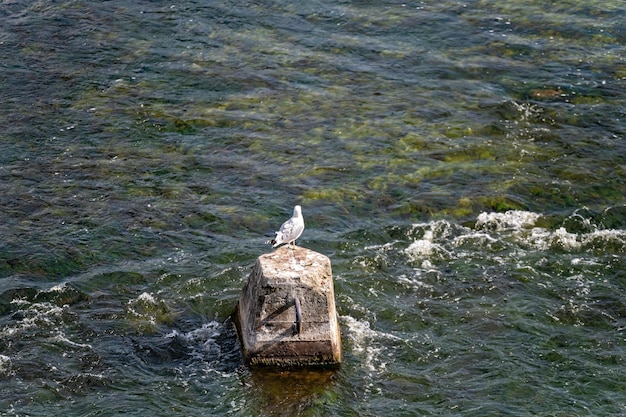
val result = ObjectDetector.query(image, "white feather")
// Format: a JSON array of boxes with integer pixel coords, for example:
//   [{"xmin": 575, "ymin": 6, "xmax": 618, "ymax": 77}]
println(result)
[{"xmin": 267, "ymin": 205, "xmax": 305, "ymax": 247}]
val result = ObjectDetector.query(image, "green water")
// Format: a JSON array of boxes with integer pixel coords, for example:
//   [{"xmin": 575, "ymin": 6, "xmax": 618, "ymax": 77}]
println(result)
[{"xmin": 1, "ymin": 0, "xmax": 624, "ymax": 415}]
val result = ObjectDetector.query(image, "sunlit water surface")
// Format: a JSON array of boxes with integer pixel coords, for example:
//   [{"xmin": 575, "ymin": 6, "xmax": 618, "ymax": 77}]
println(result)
[{"xmin": 1, "ymin": 0, "xmax": 625, "ymax": 416}]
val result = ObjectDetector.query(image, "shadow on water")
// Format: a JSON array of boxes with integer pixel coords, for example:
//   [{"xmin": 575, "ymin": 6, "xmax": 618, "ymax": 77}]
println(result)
[{"xmin": 246, "ymin": 367, "xmax": 339, "ymax": 417}]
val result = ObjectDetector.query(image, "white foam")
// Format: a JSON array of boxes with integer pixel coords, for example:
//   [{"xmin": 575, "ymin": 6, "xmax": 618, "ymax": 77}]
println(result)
[
  {"xmin": 0, "ymin": 355, "xmax": 12, "ymax": 375},
  {"xmin": 342, "ymin": 315, "xmax": 401, "ymax": 374},
  {"xmin": 126, "ymin": 293, "xmax": 166, "ymax": 329},
  {"xmin": 397, "ymin": 272, "xmax": 436, "ymax": 291},
  {"xmin": 49, "ymin": 282, "xmax": 69, "ymax": 292},
  {"xmin": 0, "ymin": 302, "xmax": 68, "ymax": 340},
  {"xmin": 404, "ymin": 229, "xmax": 450, "ymax": 262},
  {"xmin": 525, "ymin": 227, "xmax": 626, "ymax": 253},
  {"xmin": 566, "ymin": 274, "xmax": 593, "ymax": 296},
  {"xmin": 363, "ymin": 240, "xmax": 400, "ymax": 252},
  {"xmin": 50, "ymin": 331, "xmax": 93, "ymax": 349},
  {"xmin": 0, "ymin": 355, "xmax": 14, "ymax": 378},
  {"xmin": 582, "ymin": 228, "xmax": 626, "ymax": 249},
  {"xmin": 472, "ymin": 210, "xmax": 625, "ymax": 254},
  {"xmin": 136, "ymin": 292, "xmax": 157, "ymax": 304},
  {"xmin": 475, "ymin": 210, "xmax": 540, "ymax": 231},
  {"xmin": 452, "ymin": 231, "xmax": 498, "ymax": 247},
  {"xmin": 166, "ymin": 321, "xmax": 222, "ymax": 357},
  {"xmin": 420, "ymin": 259, "xmax": 435, "ymax": 270},
  {"xmin": 405, "ymin": 239, "xmax": 436, "ymax": 259},
  {"xmin": 10, "ymin": 298, "xmax": 30, "ymax": 307}
]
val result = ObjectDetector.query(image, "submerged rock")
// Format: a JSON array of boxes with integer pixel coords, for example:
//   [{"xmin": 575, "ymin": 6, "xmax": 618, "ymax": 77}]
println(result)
[{"xmin": 234, "ymin": 246, "xmax": 341, "ymax": 367}]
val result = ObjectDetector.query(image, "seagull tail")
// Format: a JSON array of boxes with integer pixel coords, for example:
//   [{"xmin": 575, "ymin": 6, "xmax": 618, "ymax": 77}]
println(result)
[
  {"xmin": 266, "ymin": 232, "xmax": 280, "ymax": 246},
  {"xmin": 266, "ymin": 232, "xmax": 282, "ymax": 247}
]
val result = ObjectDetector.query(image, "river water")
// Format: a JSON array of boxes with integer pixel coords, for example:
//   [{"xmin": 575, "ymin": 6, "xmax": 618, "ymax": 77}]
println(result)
[{"xmin": 1, "ymin": 0, "xmax": 625, "ymax": 415}]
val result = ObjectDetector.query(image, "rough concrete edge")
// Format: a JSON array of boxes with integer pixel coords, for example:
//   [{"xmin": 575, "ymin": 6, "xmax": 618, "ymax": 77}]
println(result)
[
  {"xmin": 232, "ymin": 303, "xmax": 341, "ymax": 368},
  {"xmin": 232, "ymin": 247, "xmax": 342, "ymax": 368}
]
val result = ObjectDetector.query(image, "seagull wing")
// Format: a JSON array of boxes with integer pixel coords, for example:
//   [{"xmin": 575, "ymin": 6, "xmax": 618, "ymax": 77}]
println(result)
[{"xmin": 266, "ymin": 206, "xmax": 305, "ymax": 247}]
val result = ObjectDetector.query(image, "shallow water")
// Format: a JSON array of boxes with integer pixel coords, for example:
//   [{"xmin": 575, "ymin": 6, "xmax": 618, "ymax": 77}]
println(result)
[{"xmin": 1, "ymin": 0, "xmax": 625, "ymax": 415}]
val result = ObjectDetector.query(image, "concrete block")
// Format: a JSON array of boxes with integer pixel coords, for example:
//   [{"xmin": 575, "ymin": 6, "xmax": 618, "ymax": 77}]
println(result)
[{"xmin": 234, "ymin": 246, "xmax": 341, "ymax": 367}]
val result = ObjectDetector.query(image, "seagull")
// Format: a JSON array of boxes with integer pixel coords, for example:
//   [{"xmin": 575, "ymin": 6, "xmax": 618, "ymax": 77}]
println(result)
[{"xmin": 266, "ymin": 205, "xmax": 305, "ymax": 248}]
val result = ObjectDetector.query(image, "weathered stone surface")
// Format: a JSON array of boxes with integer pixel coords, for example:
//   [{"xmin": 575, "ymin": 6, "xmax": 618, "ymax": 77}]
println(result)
[{"xmin": 234, "ymin": 246, "xmax": 341, "ymax": 367}]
